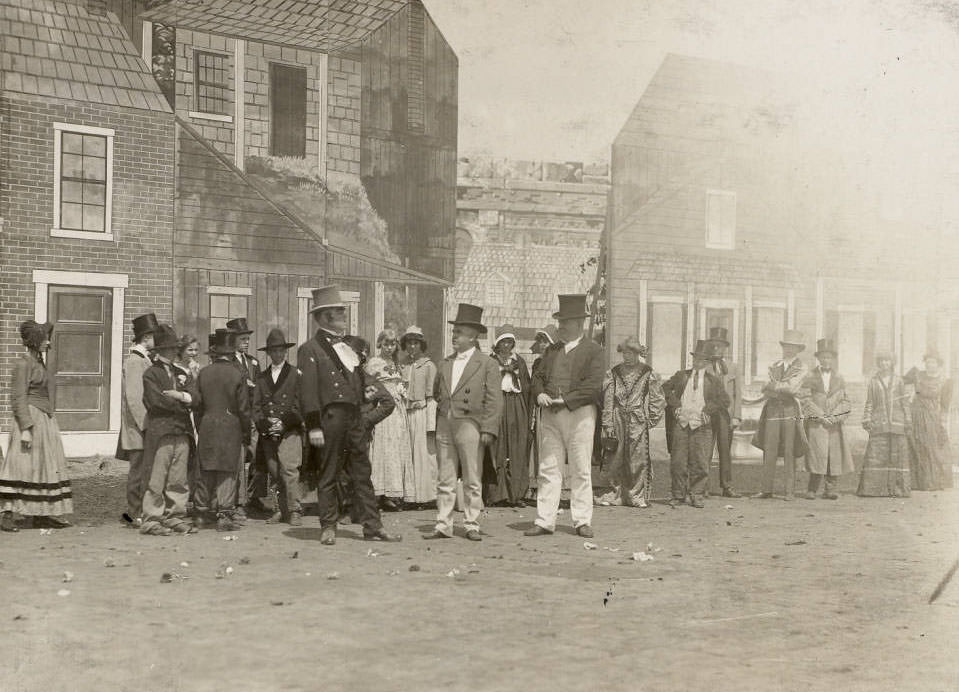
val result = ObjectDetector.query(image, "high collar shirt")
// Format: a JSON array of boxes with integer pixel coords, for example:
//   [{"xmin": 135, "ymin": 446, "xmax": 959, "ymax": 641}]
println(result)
[
  {"xmin": 819, "ymin": 367, "xmax": 832, "ymax": 392},
  {"xmin": 450, "ymin": 347, "xmax": 476, "ymax": 393},
  {"xmin": 321, "ymin": 329, "xmax": 358, "ymax": 372},
  {"xmin": 270, "ymin": 362, "xmax": 285, "ymax": 384},
  {"xmin": 563, "ymin": 335, "xmax": 583, "ymax": 354}
]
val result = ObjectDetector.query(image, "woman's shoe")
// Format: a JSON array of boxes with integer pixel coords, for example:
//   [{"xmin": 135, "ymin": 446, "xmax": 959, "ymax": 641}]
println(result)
[{"xmin": 37, "ymin": 516, "xmax": 71, "ymax": 529}]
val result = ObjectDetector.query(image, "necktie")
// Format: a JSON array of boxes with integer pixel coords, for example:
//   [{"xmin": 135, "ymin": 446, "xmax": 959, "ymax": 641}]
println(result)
[{"xmin": 326, "ymin": 334, "xmax": 342, "ymax": 344}]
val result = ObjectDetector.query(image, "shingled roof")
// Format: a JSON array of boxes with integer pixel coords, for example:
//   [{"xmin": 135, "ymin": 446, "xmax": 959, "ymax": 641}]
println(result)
[
  {"xmin": 143, "ymin": 0, "xmax": 408, "ymax": 52},
  {"xmin": 0, "ymin": 0, "xmax": 171, "ymax": 112},
  {"xmin": 451, "ymin": 242, "xmax": 598, "ymax": 333}
]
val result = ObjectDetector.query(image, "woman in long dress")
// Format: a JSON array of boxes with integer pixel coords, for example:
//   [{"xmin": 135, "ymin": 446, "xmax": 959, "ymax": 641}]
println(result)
[
  {"xmin": 905, "ymin": 350, "xmax": 953, "ymax": 490},
  {"xmin": 857, "ymin": 352, "xmax": 912, "ymax": 497},
  {"xmin": 401, "ymin": 326, "xmax": 437, "ymax": 508},
  {"xmin": 596, "ymin": 337, "xmax": 666, "ymax": 508},
  {"xmin": 484, "ymin": 326, "xmax": 531, "ymax": 506},
  {"xmin": 0, "ymin": 320, "xmax": 73, "ymax": 531},
  {"xmin": 366, "ymin": 329, "xmax": 413, "ymax": 511}
]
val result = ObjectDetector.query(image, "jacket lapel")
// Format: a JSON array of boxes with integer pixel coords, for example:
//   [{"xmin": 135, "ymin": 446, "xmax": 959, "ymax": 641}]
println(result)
[
  {"xmin": 314, "ymin": 332, "xmax": 351, "ymax": 379},
  {"xmin": 452, "ymin": 352, "xmax": 482, "ymax": 395},
  {"xmin": 440, "ymin": 357, "xmax": 454, "ymax": 398}
]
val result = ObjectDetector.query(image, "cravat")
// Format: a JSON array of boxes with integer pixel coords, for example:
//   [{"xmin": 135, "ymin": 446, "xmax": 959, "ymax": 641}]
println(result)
[{"xmin": 326, "ymin": 333, "xmax": 343, "ymax": 344}]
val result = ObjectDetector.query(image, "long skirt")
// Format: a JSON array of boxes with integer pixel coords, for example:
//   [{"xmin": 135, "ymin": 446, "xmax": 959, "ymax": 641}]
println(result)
[
  {"xmin": 484, "ymin": 391, "xmax": 530, "ymax": 504},
  {"xmin": 910, "ymin": 408, "xmax": 953, "ymax": 490},
  {"xmin": 370, "ymin": 404, "xmax": 412, "ymax": 498},
  {"xmin": 0, "ymin": 405, "xmax": 73, "ymax": 516},
  {"xmin": 857, "ymin": 433, "xmax": 911, "ymax": 497},
  {"xmin": 597, "ymin": 416, "xmax": 654, "ymax": 507},
  {"xmin": 406, "ymin": 405, "xmax": 437, "ymax": 503}
]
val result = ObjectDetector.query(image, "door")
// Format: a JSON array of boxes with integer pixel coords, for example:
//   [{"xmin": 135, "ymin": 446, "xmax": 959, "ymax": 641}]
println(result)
[
  {"xmin": 270, "ymin": 62, "xmax": 307, "ymax": 158},
  {"xmin": 47, "ymin": 286, "xmax": 112, "ymax": 431}
]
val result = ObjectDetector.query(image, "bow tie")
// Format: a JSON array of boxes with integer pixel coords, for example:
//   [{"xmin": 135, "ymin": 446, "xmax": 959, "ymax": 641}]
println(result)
[{"xmin": 325, "ymin": 333, "xmax": 343, "ymax": 344}]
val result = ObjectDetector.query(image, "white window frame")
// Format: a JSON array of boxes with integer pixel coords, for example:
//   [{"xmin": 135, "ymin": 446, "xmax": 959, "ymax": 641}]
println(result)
[
  {"xmin": 207, "ymin": 286, "xmax": 253, "ymax": 332},
  {"xmin": 698, "ymin": 298, "xmax": 740, "ymax": 362},
  {"xmin": 51, "ymin": 123, "xmax": 115, "ymax": 242},
  {"xmin": 298, "ymin": 288, "xmax": 360, "ymax": 344},
  {"xmin": 191, "ymin": 49, "xmax": 234, "ymax": 122},
  {"xmin": 705, "ymin": 189, "xmax": 736, "ymax": 250},
  {"xmin": 750, "ymin": 300, "xmax": 788, "ymax": 381}
]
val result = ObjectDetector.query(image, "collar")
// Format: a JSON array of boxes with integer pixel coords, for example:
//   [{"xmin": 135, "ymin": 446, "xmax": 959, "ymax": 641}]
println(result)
[
  {"xmin": 132, "ymin": 343, "xmax": 150, "ymax": 357},
  {"xmin": 321, "ymin": 328, "xmax": 344, "ymax": 338},
  {"xmin": 455, "ymin": 347, "xmax": 476, "ymax": 361},
  {"xmin": 155, "ymin": 355, "xmax": 174, "ymax": 367},
  {"xmin": 270, "ymin": 361, "xmax": 285, "ymax": 371},
  {"xmin": 781, "ymin": 356, "xmax": 798, "ymax": 370},
  {"xmin": 564, "ymin": 336, "xmax": 583, "ymax": 353}
]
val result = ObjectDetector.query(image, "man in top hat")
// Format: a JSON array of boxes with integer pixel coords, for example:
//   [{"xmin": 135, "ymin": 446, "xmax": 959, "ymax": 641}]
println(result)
[
  {"xmin": 225, "ymin": 317, "xmax": 265, "ymax": 518},
  {"xmin": 118, "ymin": 312, "xmax": 159, "ymax": 526},
  {"xmin": 704, "ymin": 327, "xmax": 744, "ymax": 498},
  {"xmin": 140, "ymin": 324, "xmax": 198, "ymax": 535},
  {"xmin": 752, "ymin": 329, "xmax": 810, "ymax": 500},
  {"xmin": 298, "ymin": 285, "xmax": 400, "ymax": 545},
  {"xmin": 252, "ymin": 328, "xmax": 305, "ymax": 526},
  {"xmin": 663, "ymin": 340, "xmax": 730, "ymax": 507},
  {"xmin": 525, "ymin": 294, "xmax": 604, "ymax": 538},
  {"xmin": 426, "ymin": 304, "xmax": 502, "ymax": 540},
  {"xmin": 800, "ymin": 339, "xmax": 853, "ymax": 499},
  {"xmin": 194, "ymin": 329, "xmax": 252, "ymax": 530}
]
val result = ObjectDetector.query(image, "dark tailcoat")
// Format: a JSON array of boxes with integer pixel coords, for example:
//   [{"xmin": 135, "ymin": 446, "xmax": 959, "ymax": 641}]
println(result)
[
  {"xmin": 530, "ymin": 339, "xmax": 605, "ymax": 411},
  {"xmin": 195, "ymin": 359, "xmax": 251, "ymax": 472},
  {"xmin": 252, "ymin": 362, "xmax": 303, "ymax": 436}
]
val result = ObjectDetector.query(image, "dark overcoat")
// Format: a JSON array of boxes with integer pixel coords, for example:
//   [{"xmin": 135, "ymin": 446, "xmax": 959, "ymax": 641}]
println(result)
[{"xmin": 195, "ymin": 358, "xmax": 251, "ymax": 472}]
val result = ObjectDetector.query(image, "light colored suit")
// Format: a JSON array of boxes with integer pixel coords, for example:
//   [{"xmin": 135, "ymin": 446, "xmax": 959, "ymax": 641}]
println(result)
[{"xmin": 432, "ymin": 349, "xmax": 503, "ymax": 536}]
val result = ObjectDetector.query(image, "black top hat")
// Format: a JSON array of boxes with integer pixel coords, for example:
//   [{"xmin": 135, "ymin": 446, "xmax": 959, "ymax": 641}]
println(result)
[
  {"xmin": 707, "ymin": 326, "xmax": 730, "ymax": 347},
  {"xmin": 257, "ymin": 328, "xmax": 295, "ymax": 351},
  {"xmin": 814, "ymin": 338, "xmax": 837, "ymax": 357},
  {"xmin": 226, "ymin": 317, "xmax": 253, "ymax": 335},
  {"xmin": 132, "ymin": 313, "xmax": 159, "ymax": 341},
  {"xmin": 690, "ymin": 339, "xmax": 711, "ymax": 359},
  {"xmin": 151, "ymin": 324, "xmax": 180, "ymax": 351},
  {"xmin": 552, "ymin": 294, "xmax": 590, "ymax": 320},
  {"xmin": 448, "ymin": 304, "xmax": 487, "ymax": 335},
  {"xmin": 209, "ymin": 328, "xmax": 237, "ymax": 356}
]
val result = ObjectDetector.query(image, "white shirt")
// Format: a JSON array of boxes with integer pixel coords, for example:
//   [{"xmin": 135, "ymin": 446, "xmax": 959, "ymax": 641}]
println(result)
[
  {"xmin": 321, "ymin": 328, "xmax": 359, "ymax": 373},
  {"xmin": 820, "ymin": 368, "xmax": 832, "ymax": 392},
  {"xmin": 563, "ymin": 335, "xmax": 583, "ymax": 354},
  {"xmin": 270, "ymin": 362, "xmax": 284, "ymax": 384},
  {"xmin": 450, "ymin": 347, "xmax": 476, "ymax": 393},
  {"xmin": 678, "ymin": 368, "xmax": 707, "ymax": 430}
]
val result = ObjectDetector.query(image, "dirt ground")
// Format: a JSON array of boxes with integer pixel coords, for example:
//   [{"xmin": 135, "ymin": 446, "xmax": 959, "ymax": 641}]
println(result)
[{"xmin": 1, "ymin": 458, "xmax": 957, "ymax": 692}]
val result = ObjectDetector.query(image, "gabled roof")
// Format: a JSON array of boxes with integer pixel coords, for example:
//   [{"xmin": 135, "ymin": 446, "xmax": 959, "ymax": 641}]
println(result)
[
  {"xmin": 0, "ymin": 0, "xmax": 171, "ymax": 112},
  {"xmin": 143, "ymin": 0, "xmax": 408, "ymax": 52}
]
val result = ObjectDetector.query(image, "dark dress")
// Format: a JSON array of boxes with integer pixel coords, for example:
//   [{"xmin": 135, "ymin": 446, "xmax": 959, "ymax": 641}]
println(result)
[
  {"xmin": 905, "ymin": 369, "xmax": 953, "ymax": 490},
  {"xmin": 484, "ymin": 354, "xmax": 531, "ymax": 504}
]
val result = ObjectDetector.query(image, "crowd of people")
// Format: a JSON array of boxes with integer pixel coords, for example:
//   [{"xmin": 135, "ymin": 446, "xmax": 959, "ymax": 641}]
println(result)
[{"xmin": 0, "ymin": 286, "xmax": 954, "ymax": 539}]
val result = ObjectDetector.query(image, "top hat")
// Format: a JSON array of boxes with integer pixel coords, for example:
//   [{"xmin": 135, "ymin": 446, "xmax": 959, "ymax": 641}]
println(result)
[
  {"xmin": 307, "ymin": 286, "xmax": 346, "ymax": 314},
  {"xmin": 258, "ymin": 328, "xmax": 295, "ymax": 351},
  {"xmin": 779, "ymin": 329, "xmax": 806, "ymax": 350},
  {"xmin": 535, "ymin": 325, "xmax": 558, "ymax": 344},
  {"xmin": 151, "ymin": 324, "xmax": 180, "ymax": 351},
  {"xmin": 814, "ymin": 338, "xmax": 837, "ymax": 357},
  {"xmin": 225, "ymin": 317, "xmax": 253, "ymax": 335},
  {"xmin": 923, "ymin": 349, "xmax": 944, "ymax": 365},
  {"xmin": 400, "ymin": 325, "xmax": 428, "ymax": 350},
  {"xmin": 448, "ymin": 304, "xmax": 487, "ymax": 334},
  {"xmin": 706, "ymin": 326, "xmax": 730, "ymax": 347},
  {"xmin": 132, "ymin": 313, "xmax": 159, "ymax": 341},
  {"xmin": 552, "ymin": 294, "xmax": 590, "ymax": 321},
  {"xmin": 616, "ymin": 336, "xmax": 647, "ymax": 357},
  {"xmin": 494, "ymin": 324, "xmax": 517, "ymax": 346},
  {"xmin": 690, "ymin": 339, "xmax": 711, "ymax": 359},
  {"xmin": 209, "ymin": 328, "xmax": 237, "ymax": 356}
]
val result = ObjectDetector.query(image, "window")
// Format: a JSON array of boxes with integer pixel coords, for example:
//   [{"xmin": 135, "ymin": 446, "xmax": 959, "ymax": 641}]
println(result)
[
  {"xmin": 705, "ymin": 189, "xmax": 736, "ymax": 249},
  {"xmin": 52, "ymin": 123, "xmax": 114, "ymax": 241},
  {"xmin": 824, "ymin": 309, "xmax": 884, "ymax": 380},
  {"xmin": 270, "ymin": 62, "xmax": 307, "ymax": 157},
  {"xmin": 209, "ymin": 292, "xmax": 249, "ymax": 331},
  {"xmin": 751, "ymin": 305, "xmax": 787, "ymax": 378},
  {"xmin": 194, "ymin": 51, "xmax": 229, "ymax": 115},
  {"xmin": 901, "ymin": 312, "xmax": 928, "ymax": 371},
  {"xmin": 647, "ymin": 301, "xmax": 686, "ymax": 376}
]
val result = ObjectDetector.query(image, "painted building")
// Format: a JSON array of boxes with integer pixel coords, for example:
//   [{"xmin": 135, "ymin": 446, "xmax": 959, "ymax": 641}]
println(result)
[
  {"xmin": 606, "ymin": 54, "xmax": 957, "ymax": 444},
  {"xmin": 453, "ymin": 157, "xmax": 607, "ymax": 352}
]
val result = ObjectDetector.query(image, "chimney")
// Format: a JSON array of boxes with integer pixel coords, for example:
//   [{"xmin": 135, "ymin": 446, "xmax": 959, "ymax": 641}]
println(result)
[{"xmin": 87, "ymin": 0, "xmax": 107, "ymax": 16}]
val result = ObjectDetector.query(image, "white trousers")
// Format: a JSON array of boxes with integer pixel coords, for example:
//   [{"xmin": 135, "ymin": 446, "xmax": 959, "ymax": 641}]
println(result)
[
  {"xmin": 535, "ymin": 405, "xmax": 596, "ymax": 531},
  {"xmin": 435, "ymin": 416, "xmax": 483, "ymax": 535}
]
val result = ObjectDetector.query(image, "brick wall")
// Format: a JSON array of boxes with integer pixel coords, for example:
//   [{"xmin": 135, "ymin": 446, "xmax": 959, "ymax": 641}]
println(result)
[
  {"xmin": 0, "ymin": 92, "xmax": 175, "ymax": 432},
  {"xmin": 327, "ymin": 52, "xmax": 361, "ymax": 175}
]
